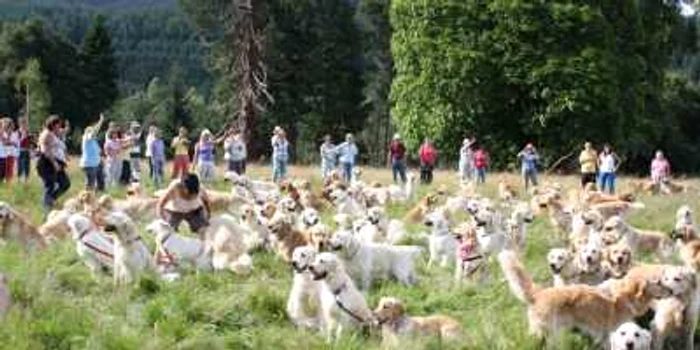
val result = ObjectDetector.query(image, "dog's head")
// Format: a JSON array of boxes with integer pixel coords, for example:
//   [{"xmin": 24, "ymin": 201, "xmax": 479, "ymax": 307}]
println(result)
[
  {"xmin": 240, "ymin": 204, "xmax": 255, "ymax": 222},
  {"xmin": 581, "ymin": 210, "xmax": 604, "ymax": 230},
  {"xmin": 300, "ymin": 208, "xmax": 320, "ymax": 228},
  {"xmin": 291, "ymin": 245, "xmax": 317, "ymax": 273},
  {"xmin": 465, "ymin": 198, "xmax": 481, "ymax": 215},
  {"xmin": 512, "ymin": 202, "xmax": 533, "ymax": 224},
  {"xmin": 0, "ymin": 202, "xmax": 14, "ymax": 222},
  {"xmin": 309, "ymin": 252, "xmax": 341, "ymax": 281},
  {"xmin": 334, "ymin": 213, "xmax": 353, "ymax": 230},
  {"xmin": 77, "ymin": 190, "xmax": 97, "ymax": 208},
  {"xmin": 352, "ymin": 218, "xmax": 370, "ymax": 234},
  {"xmin": 609, "ymin": 322, "xmax": 651, "ymax": 350},
  {"xmin": 145, "ymin": 219, "xmax": 174, "ymax": 242},
  {"xmin": 604, "ymin": 242, "xmax": 632, "ymax": 274},
  {"xmin": 126, "ymin": 183, "xmax": 144, "ymax": 198},
  {"xmin": 329, "ymin": 230, "xmax": 358, "ymax": 254},
  {"xmin": 661, "ymin": 266, "xmax": 697, "ymax": 297},
  {"xmin": 278, "ymin": 197, "xmax": 297, "ymax": 214},
  {"xmin": 366, "ymin": 207, "xmax": 384, "ymax": 226},
  {"xmin": 259, "ymin": 201, "xmax": 277, "ymax": 220},
  {"xmin": 577, "ymin": 240, "xmax": 603, "ymax": 273},
  {"xmin": 66, "ymin": 213, "xmax": 93, "ymax": 241},
  {"xmin": 676, "ymin": 205, "xmax": 694, "ymax": 227},
  {"xmin": 424, "ymin": 210, "xmax": 449, "ymax": 233},
  {"xmin": 309, "ymin": 224, "xmax": 332, "ymax": 252},
  {"xmin": 373, "ymin": 297, "xmax": 405, "ymax": 325},
  {"xmin": 98, "ymin": 195, "xmax": 115, "ymax": 211},
  {"xmin": 329, "ymin": 187, "xmax": 350, "ymax": 204},
  {"xmin": 103, "ymin": 212, "xmax": 139, "ymax": 242},
  {"xmin": 670, "ymin": 222, "xmax": 697, "ymax": 242},
  {"xmin": 473, "ymin": 206, "xmax": 500, "ymax": 231},
  {"xmin": 266, "ymin": 213, "xmax": 294, "ymax": 239},
  {"xmin": 547, "ymin": 248, "xmax": 572, "ymax": 274}
]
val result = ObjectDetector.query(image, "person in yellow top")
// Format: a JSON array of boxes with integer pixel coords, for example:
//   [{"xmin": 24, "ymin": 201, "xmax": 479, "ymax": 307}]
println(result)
[
  {"xmin": 578, "ymin": 141, "xmax": 598, "ymax": 188},
  {"xmin": 171, "ymin": 127, "xmax": 190, "ymax": 179}
]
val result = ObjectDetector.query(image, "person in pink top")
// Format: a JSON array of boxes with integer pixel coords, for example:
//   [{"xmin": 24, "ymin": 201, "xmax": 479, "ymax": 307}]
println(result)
[
  {"xmin": 650, "ymin": 150, "xmax": 671, "ymax": 193},
  {"xmin": 419, "ymin": 138, "xmax": 437, "ymax": 184}
]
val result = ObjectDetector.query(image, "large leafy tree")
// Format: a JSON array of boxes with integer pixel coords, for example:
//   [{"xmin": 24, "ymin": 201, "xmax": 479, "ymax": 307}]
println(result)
[
  {"xmin": 81, "ymin": 14, "xmax": 118, "ymax": 119},
  {"xmin": 14, "ymin": 58, "xmax": 51, "ymax": 130}
]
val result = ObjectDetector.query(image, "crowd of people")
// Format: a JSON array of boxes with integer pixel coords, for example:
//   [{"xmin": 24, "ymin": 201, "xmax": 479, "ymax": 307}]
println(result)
[{"xmin": 0, "ymin": 114, "xmax": 679, "ymax": 212}]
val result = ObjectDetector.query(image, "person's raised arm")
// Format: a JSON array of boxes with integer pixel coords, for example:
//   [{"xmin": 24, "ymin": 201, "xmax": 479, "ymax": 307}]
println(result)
[
  {"xmin": 93, "ymin": 113, "xmax": 105, "ymax": 133},
  {"xmin": 200, "ymin": 189, "xmax": 212, "ymax": 220}
]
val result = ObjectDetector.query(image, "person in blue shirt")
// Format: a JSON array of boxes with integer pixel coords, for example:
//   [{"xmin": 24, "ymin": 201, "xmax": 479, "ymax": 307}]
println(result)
[
  {"xmin": 80, "ymin": 114, "xmax": 105, "ymax": 191},
  {"xmin": 335, "ymin": 133, "xmax": 359, "ymax": 183},
  {"xmin": 517, "ymin": 143, "xmax": 540, "ymax": 190}
]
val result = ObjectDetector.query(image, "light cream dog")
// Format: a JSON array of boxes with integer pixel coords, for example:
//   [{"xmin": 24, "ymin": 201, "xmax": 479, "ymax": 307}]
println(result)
[
  {"xmin": 66, "ymin": 213, "xmax": 115, "ymax": 276},
  {"xmin": 207, "ymin": 214, "xmax": 253, "ymax": 275},
  {"xmin": 609, "ymin": 322, "xmax": 652, "ymax": 350},
  {"xmin": 287, "ymin": 246, "xmax": 321, "ymax": 329},
  {"xmin": 603, "ymin": 216, "xmax": 674, "ymax": 261},
  {"xmin": 0, "ymin": 202, "xmax": 46, "ymax": 249},
  {"xmin": 309, "ymin": 252, "xmax": 376, "ymax": 342},
  {"xmin": 103, "ymin": 212, "xmax": 152, "ymax": 285},
  {"xmin": 146, "ymin": 220, "xmax": 211, "ymax": 272}
]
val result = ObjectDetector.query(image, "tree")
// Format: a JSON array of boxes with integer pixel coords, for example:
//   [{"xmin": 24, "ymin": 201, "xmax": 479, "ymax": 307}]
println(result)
[
  {"xmin": 14, "ymin": 58, "xmax": 51, "ymax": 130},
  {"xmin": 81, "ymin": 14, "xmax": 118, "ymax": 118}
]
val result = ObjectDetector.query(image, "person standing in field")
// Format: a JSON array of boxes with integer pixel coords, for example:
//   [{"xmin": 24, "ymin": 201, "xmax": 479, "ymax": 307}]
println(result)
[
  {"xmin": 597, "ymin": 144, "xmax": 621, "ymax": 194},
  {"xmin": 171, "ymin": 127, "xmax": 190, "ymax": 179},
  {"xmin": 473, "ymin": 143, "xmax": 489, "ymax": 184},
  {"xmin": 104, "ymin": 128, "xmax": 130, "ymax": 188},
  {"xmin": 578, "ymin": 141, "xmax": 598, "ymax": 188},
  {"xmin": 149, "ymin": 128, "xmax": 166, "ymax": 188},
  {"xmin": 650, "ymin": 150, "xmax": 671, "ymax": 193},
  {"xmin": 320, "ymin": 134, "xmax": 336, "ymax": 181},
  {"xmin": 17, "ymin": 117, "xmax": 31, "ymax": 182},
  {"xmin": 225, "ymin": 130, "xmax": 247, "ymax": 175},
  {"xmin": 336, "ymin": 133, "xmax": 359, "ymax": 183},
  {"xmin": 80, "ymin": 114, "xmax": 105, "ymax": 191},
  {"xmin": 145, "ymin": 125, "xmax": 156, "ymax": 182},
  {"xmin": 193, "ymin": 129, "xmax": 217, "ymax": 183},
  {"xmin": 127, "ymin": 121, "xmax": 143, "ymax": 182},
  {"xmin": 517, "ymin": 143, "xmax": 539, "ymax": 190},
  {"xmin": 419, "ymin": 138, "xmax": 437, "ymax": 184},
  {"xmin": 4, "ymin": 119, "xmax": 19, "ymax": 183},
  {"xmin": 271, "ymin": 127, "xmax": 290, "ymax": 183},
  {"xmin": 389, "ymin": 134, "xmax": 407, "ymax": 184},
  {"xmin": 459, "ymin": 138, "xmax": 475, "ymax": 182},
  {"xmin": 36, "ymin": 116, "xmax": 70, "ymax": 211},
  {"xmin": 0, "ymin": 118, "xmax": 7, "ymax": 183}
]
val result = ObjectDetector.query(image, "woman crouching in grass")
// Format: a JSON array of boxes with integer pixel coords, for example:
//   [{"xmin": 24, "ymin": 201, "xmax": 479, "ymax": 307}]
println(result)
[{"xmin": 157, "ymin": 173, "xmax": 211, "ymax": 238}]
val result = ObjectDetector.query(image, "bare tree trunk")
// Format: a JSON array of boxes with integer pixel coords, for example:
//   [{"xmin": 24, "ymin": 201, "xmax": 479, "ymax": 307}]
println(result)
[{"xmin": 234, "ymin": 0, "xmax": 271, "ymax": 158}]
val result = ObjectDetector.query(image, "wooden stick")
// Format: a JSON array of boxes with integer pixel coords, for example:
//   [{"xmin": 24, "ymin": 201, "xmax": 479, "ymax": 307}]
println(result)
[{"xmin": 545, "ymin": 151, "xmax": 576, "ymax": 175}]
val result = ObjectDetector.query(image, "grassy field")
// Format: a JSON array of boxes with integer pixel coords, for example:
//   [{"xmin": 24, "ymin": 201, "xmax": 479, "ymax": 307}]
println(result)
[{"xmin": 0, "ymin": 164, "xmax": 696, "ymax": 350}]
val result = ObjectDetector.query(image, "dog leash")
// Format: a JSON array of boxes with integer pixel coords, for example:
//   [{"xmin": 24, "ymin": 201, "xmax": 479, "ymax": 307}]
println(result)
[
  {"xmin": 332, "ymin": 283, "xmax": 371, "ymax": 325},
  {"xmin": 77, "ymin": 227, "xmax": 115, "ymax": 259}
]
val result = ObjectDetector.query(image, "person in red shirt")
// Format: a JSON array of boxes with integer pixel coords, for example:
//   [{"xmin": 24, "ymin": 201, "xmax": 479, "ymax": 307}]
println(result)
[
  {"xmin": 474, "ymin": 143, "xmax": 489, "ymax": 184},
  {"xmin": 17, "ymin": 117, "xmax": 32, "ymax": 182},
  {"xmin": 389, "ymin": 133, "xmax": 407, "ymax": 184},
  {"xmin": 419, "ymin": 138, "xmax": 437, "ymax": 184}
]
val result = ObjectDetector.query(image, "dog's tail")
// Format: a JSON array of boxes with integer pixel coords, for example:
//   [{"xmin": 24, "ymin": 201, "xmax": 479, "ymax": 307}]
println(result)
[{"xmin": 497, "ymin": 250, "xmax": 537, "ymax": 304}]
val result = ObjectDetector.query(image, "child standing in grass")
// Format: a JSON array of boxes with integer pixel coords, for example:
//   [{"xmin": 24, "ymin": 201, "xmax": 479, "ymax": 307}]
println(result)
[
  {"xmin": 171, "ymin": 127, "xmax": 190, "ymax": 180},
  {"xmin": 193, "ymin": 129, "xmax": 216, "ymax": 183},
  {"xmin": 473, "ymin": 144, "xmax": 489, "ymax": 184},
  {"xmin": 80, "ymin": 114, "xmax": 105, "ymax": 191},
  {"xmin": 150, "ymin": 128, "xmax": 165, "ymax": 188}
]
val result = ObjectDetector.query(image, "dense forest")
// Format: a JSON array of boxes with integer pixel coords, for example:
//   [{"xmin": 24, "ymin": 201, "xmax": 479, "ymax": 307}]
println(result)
[{"xmin": 1, "ymin": 0, "xmax": 700, "ymax": 172}]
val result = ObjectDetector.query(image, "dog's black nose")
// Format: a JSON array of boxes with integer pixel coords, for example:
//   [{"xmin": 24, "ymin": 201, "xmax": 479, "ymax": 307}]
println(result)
[
  {"xmin": 586, "ymin": 256, "xmax": 593, "ymax": 264},
  {"xmin": 626, "ymin": 341, "xmax": 634, "ymax": 350}
]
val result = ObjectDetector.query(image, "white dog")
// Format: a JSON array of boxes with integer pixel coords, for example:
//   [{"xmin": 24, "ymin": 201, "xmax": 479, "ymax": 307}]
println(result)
[
  {"xmin": 473, "ymin": 206, "xmax": 508, "ymax": 255},
  {"xmin": 103, "ymin": 212, "xmax": 152, "ymax": 285},
  {"xmin": 366, "ymin": 206, "xmax": 407, "ymax": 244},
  {"xmin": 547, "ymin": 248, "xmax": 576, "ymax": 287},
  {"xmin": 387, "ymin": 172, "xmax": 416, "ymax": 203},
  {"xmin": 298, "ymin": 207, "xmax": 321, "ymax": 232},
  {"xmin": 610, "ymin": 322, "xmax": 652, "ymax": 350},
  {"xmin": 287, "ymin": 246, "xmax": 321, "ymax": 329},
  {"xmin": 146, "ymin": 220, "xmax": 211, "ymax": 272},
  {"xmin": 66, "ymin": 213, "xmax": 115, "ymax": 276},
  {"xmin": 207, "ymin": 215, "xmax": 253, "ymax": 275},
  {"xmin": 506, "ymin": 201, "xmax": 533, "ymax": 250},
  {"xmin": 329, "ymin": 231, "xmax": 421, "ymax": 290},
  {"xmin": 574, "ymin": 239, "xmax": 606, "ymax": 285},
  {"xmin": 309, "ymin": 252, "xmax": 376, "ymax": 342},
  {"xmin": 424, "ymin": 210, "xmax": 457, "ymax": 267},
  {"xmin": 330, "ymin": 188, "xmax": 364, "ymax": 216}
]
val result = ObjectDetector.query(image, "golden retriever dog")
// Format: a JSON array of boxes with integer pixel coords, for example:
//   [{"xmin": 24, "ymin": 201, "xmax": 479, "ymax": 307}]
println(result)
[
  {"xmin": 205, "ymin": 189, "xmax": 253, "ymax": 214},
  {"xmin": 373, "ymin": 297, "xmax": 461, "ymax": 348},
  {"xmin": 309, "ymin": 224, "xmax": 333, "ymax": 252},
  {"xmin": 590, "ymin": 201, "xmax": 646, "ymax": 221},
  {"xmin": 309, "ymin": 252, "xmax": 376, "ymax": 342},
  {"xmin": 498, "ymin": 250, "xmax": 671, "ymax": 345},
  {"xmin": 547, "ymin": 248, "xmax": 577, "ymax": 287},
  {"xmin": 602, "ymin": 242, "xmax": 633, "ymax": 279},
  {"xmin": 103, "ymin": 212, "xmax": 152, "ymax": 285},
  {"xmin": 676, "ymin": 205, "xmax": 695, "ymax": 227},
  {"xmin": 404, "ymin": 194, "xmax": 437, "ymax": 224},
  {"xmin": 207, "ymin": 215, "xmax": 253, "ymax": 275},
  {"xmin": 287, "ymin": 246, "xmax": 321, "ymax": 329},
  {"xmin": 609, "ymin": 322, "xmax": 652, "ymax": 350},
  {"xmin": 602, "ymin": 216, "xmax": 674, "ymax": 261},
  {"xmin": 238, "ymin": 204, "xmax": 270, "ymax": 251},
  {"xmin": 498, "ymin": 181, "xmax": 519, "ymax": 202},
  {"xmin": 671, "ymin": 226, "xmax": 700, "ymax": 272},
  {"xmin": 0, "ymin": 202, "xmax": 46, "ymax": 249},
  {"xmin": 0, "ymin": 273, "xmax": 11, "ymax": 319},
  {"xmin": 98, "ymin": 194, "xmax": 159, "ymax": 223},
  {"xmin": 267, "ymin": 213, "xmax": 310, "ymax": 263},
  {"xmin": 651, "ymin": 266, "xmax": 698, "ymax": 350}
]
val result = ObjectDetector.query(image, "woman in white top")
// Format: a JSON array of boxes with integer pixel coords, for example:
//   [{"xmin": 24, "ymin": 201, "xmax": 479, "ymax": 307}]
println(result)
[
  {"xmin": 37, "ymin": 115, "xmax": 71, "ymax": 210},
  {"xmin": 597, "ymin": 144, "xmax": 621, "ymax": 194},
  {"xmin": 157, "ymin": 173, "xmax": 212, "ymax": 237},
  {"xmin": 145, "ymin": 126, "xmax": 156, "ymax": 181}
]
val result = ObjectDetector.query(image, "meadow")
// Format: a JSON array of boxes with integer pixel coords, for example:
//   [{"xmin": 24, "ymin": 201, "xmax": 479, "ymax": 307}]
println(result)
[{"xmin": 0, "ymin": 163, "xmax": 695, "ymax": 350}]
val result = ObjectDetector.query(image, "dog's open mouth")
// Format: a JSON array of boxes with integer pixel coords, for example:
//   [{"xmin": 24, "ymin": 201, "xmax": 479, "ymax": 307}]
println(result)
[
  {"xmin": 330, "ymin": 244, "xmax": 342, "ymax": 251},
  {"xmin": 291, "ymin": 262, "xmax": 306, "ymax": 274},
  {"xmin": 104, "ymin": 224, "xmax": 118, "ymax": 233},
  {"xmin": 309, "ymin": 267, "xmax": 327, "ymax": 281},
  {"xmin": 476, "ymin": 220, "xmax": 487, "ymax": 227},
  {"xmin": 423, "ymin": 221, "xmax": 434, "ymax": 227},
  {"xmin": 524, "ymin": 218, "xmax": 533, "ymax": 224},
  {"xmin": 549, "ymin": 264, "xmax": 562, "ymax": 274}
]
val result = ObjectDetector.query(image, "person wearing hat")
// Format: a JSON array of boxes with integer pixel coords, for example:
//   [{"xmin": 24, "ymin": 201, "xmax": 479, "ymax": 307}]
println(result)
[
  {"xmin": 80, "ymin": 114, "xmax": 105, "ymax": 191},
  {"xmin": 127, "ymin": 121, "xmax": 143, "ymax": 182},
  {"xmin": 459, "ymin": 137, "xmax": 475, "ymax": 182},
  {"xmin": 271, "ymin": 127, "xmax": 290, "ymax": 183},
  {"xmin": 320, "ymin": 134, "xmax": 336, "ymax": 180},
  {"xmin": 517, "ymin": 143, "xmax": 540, "ymax": 190},
  {"xmin": 193, "ymin": 129, "xmax": 217, "ymax": 183},
  {"xmin": 335, "ymin": 133, "xmax": 359, "ymax": 182},
  {"xmin": 389, "ymin": 133, "xmax": 407, "ymax": 184},
  {"xmin": 578, "ymin": 141, "xmax": 597, "ymax": 188}
]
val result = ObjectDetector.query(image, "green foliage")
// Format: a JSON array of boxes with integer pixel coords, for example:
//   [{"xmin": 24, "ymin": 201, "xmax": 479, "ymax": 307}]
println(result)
[
  {"xmin": 14, "ymin": 57, "xmax": 51, "ymax": 130},
  {"xmin": 81, "ymin": 14, "xmax": 118, "ymax": 119}
]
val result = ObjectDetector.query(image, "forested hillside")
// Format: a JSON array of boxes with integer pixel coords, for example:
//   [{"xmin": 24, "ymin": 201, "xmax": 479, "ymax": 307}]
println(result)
[{"xmin": 0, "ymin": 0, "xmax": 209, "ymax": 93}]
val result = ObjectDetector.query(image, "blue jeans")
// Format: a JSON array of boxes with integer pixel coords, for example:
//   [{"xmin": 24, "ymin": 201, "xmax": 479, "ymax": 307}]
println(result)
[
  {"xmin": 392, "ymin": 160, "xmax": 407, "ymax": 184},
  {"xmin": 321, "ymin": 160, "xmax": 336, "ymax": 180},
  {"xmin": 341, "ymin": 162, "xmax": 353, "ymax": 183},
  {"xmin": 273, "ymin": 158, "xmax": 288, "ymax": 183},
  {"xmin": 17, "ymin": 150, "xmax": 30, "ymax": 180},
  {"xmin": 83, "ymin": 166, "xmax": 100, "ymax": 191},
  {"xmin": 598, "ymin": 172, "xmax": 616, "ymax": 194},
  {"xmin": 152, "ymin": 159, "xmax": 165, "ymax": 188},
  {"xmin": 475, "ymin": 168, "xmax": 486, "ymax": 184},
  {"xmin": 522, "ymin": 168, "xmax": 538, "ymax": 189}
]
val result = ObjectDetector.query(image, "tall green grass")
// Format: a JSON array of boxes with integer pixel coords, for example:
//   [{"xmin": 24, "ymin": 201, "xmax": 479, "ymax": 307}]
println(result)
[{"xmin": 0, "ymin": 165, "xmax": 695, "ymax": 349}]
